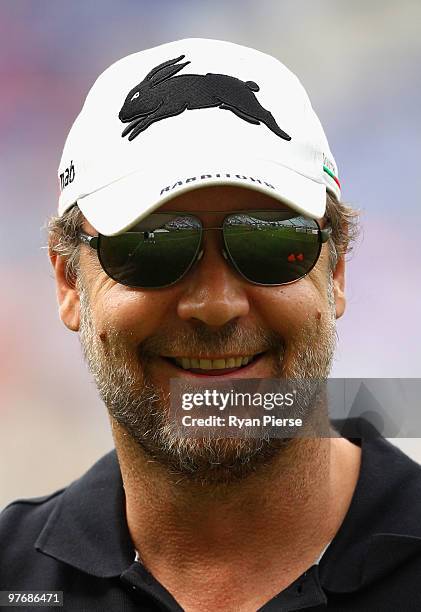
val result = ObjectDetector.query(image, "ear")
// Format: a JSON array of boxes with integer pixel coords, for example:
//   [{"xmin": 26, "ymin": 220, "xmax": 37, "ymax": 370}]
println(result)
[
  {"xmin": 150, "ymin": 61, "xmax": 190, "ymax": 87},
  {"xmin": 332, "ymin": 254, "xmax": 346, "ymax": 319},
  {"xmin": 49, "ymin": 250, "xmax": 80, "ymax": 332},
  {"xmin": 145, "ymin": 54, "xmax": 186, "ymax": 80}
]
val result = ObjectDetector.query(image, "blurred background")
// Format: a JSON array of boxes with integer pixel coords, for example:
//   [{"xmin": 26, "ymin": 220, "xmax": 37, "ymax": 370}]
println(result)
[{"xmin": 1, "ymin": 0, "xmax": 420, "ymax": 509}]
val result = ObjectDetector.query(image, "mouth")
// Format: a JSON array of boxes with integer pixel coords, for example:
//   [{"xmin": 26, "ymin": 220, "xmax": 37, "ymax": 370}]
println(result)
[{"xmin": 161, "ymin": 351, "xmax": 267, "ymax": 377}]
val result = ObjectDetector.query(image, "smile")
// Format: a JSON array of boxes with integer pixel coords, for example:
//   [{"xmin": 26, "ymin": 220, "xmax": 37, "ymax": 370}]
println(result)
[{"xmin": 163, "ymin": 352, "xmax": 266, "ymax": 375}]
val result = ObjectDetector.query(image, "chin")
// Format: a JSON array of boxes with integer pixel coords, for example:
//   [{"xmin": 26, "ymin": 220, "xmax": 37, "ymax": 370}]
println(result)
[{"xmin": 127, "ymin": 425, "xmax": 291, "ymax": 486}]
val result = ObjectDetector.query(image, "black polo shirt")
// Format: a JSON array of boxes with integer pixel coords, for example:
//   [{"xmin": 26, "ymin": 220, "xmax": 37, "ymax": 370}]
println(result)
[{"xmin": 2, "ymin": 420, "xmax": 421, "ymax": 611}]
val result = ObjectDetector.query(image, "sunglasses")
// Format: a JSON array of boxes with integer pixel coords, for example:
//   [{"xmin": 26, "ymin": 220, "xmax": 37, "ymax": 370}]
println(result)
[{"xmin": 78, "ymin": 209, "xmax": 331, "ymax": 289}]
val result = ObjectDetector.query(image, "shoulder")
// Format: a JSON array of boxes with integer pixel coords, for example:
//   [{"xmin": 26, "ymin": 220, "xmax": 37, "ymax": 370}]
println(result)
[
  {"xmin": 0, "ymin": 489, "xmax": 67, "ymax": 588},
  {"xmin": 320, "ymin": 430, "xmax": 421, "ymax": 599},
  {"xmin": 0, "ymin": 450, "xmax": 122, "ymax": 590},
  {"xmin": 351, "ymin": 432, "xmax": 421, "ymax": 527}
]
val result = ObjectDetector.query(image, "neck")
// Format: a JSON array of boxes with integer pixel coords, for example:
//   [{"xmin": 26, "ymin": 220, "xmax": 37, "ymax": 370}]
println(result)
[{"xmin": 112, "ymin": 420, "xmax": 361, "ymax": 609}]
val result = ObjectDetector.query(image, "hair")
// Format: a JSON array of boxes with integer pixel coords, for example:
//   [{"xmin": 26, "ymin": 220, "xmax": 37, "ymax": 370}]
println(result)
[{"xmin": 46, "ymin": 192, "xmax": 360, "ymax": 284}]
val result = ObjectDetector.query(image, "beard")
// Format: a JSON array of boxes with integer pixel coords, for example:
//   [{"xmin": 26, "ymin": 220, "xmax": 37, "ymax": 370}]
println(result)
[{"xmin": 78, "ymin": 276, "xmax": 337, "ymax": 485}]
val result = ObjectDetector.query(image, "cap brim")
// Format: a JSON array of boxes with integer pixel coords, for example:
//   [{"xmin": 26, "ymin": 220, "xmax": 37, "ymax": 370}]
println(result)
[{"xmin": 77, "ymin": 157, "xmax": 326, "ymax": 236}]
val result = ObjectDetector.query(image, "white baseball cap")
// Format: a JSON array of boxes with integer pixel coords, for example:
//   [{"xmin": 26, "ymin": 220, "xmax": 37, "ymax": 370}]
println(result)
[{"xmin": 58, "ymin": 38, "xmax": 341, "ymax": 236}]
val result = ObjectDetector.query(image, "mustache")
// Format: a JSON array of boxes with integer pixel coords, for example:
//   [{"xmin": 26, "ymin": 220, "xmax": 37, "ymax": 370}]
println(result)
[{"xmin": 137, "ymin": 319, "xmax": 283, "ymax": 358}]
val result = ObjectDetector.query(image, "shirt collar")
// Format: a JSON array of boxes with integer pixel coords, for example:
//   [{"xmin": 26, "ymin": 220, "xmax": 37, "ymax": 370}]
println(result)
[{"xmin": 35, "ymin": 419, "xmax": 421, "ymax": 591}]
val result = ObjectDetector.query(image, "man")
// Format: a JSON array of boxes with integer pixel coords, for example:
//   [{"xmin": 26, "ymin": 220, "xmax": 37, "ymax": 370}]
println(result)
[{"xmin": 1, "ymin": 38, "xmax": 421, "ymax": 611}]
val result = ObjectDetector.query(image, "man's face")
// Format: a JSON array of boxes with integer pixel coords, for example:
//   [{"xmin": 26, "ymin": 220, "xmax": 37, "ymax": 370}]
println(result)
[{"xmin": 56, "ymin": 186, "xmax": 345, "ymax": 483}]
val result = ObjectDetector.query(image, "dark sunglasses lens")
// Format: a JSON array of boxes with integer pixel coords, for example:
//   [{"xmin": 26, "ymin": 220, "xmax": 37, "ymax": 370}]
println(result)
[
  {"xmin": 223, "ymin": 213, "xmax": 322, "ymax": 284},
  {"xmin": 98, "ymin": 215, "xmax": 202, "ymax": 288}
]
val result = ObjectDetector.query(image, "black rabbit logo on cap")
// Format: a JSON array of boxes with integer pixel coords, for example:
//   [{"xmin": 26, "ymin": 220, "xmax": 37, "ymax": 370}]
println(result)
[{"xmin": 118, "ymin": 54, "xmax": 291, "ymax": 142}]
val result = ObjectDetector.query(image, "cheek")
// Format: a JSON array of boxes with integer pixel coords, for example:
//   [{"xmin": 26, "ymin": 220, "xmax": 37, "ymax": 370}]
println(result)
[
  {"xmin": 91, "ymin": 283, "xmax": 174, "ymax": 343},
  {"xmin": 252, "ymin": 279, "xmax": 326, "ymax": 338},
  {"xmin": 80, "ymin": 253, "xmax": 170, "ymax": 345}
]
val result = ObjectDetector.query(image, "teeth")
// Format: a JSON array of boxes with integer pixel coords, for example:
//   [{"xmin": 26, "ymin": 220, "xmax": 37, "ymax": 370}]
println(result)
[
  {"xmin": 200, "ymin": 359, "xmax": 212, "ymax": 369},
  {"xmin": 212, "ymin": 359, "xmax": 227, "ymax": 369},
  {"xmin": 173, "ymin": 355, "xmax": 258, "ymax": 370}
]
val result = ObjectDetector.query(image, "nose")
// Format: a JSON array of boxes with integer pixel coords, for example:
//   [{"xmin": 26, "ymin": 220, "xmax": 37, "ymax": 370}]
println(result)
[{"xmin": 176, "ymin": 233, "xmax": 251, "ymax": 327}]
